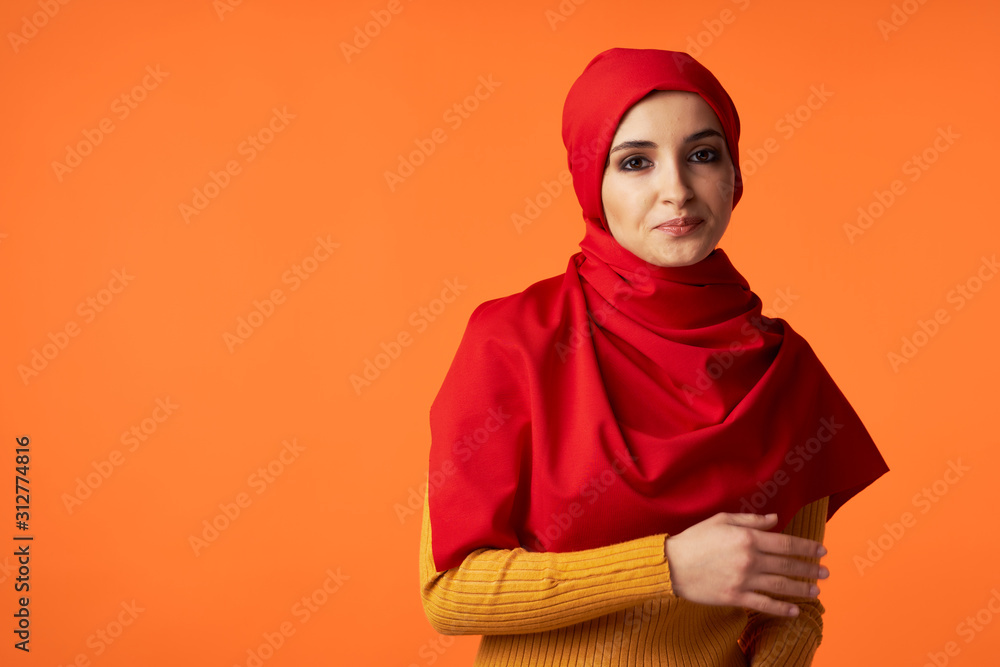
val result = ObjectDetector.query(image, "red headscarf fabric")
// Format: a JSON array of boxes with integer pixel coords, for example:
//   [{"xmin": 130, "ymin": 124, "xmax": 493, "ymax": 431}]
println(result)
[{"xmin": 427, "ymin": 48, "xmax": 889, "ymax": 573}]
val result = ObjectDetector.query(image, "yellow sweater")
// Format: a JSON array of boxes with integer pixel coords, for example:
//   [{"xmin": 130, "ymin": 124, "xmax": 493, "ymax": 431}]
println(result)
[{"xmin": 419, "ymin": 491, "xmax": 828, "ymax": 666}]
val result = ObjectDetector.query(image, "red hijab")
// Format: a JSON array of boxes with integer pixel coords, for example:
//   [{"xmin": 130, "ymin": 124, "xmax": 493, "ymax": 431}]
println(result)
[{"xmin": 428, "ymin": 48, "xmax": 889, "ymax": 573}]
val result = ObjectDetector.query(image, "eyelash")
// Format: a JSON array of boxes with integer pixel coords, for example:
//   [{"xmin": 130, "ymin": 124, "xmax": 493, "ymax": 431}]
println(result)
[{"xmin": 619, "ymin": 149, "xmax": 719, "ymax": 171}]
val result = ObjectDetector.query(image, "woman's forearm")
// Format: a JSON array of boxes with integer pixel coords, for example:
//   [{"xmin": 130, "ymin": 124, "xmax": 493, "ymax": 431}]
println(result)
[{"xmin": 419, "ymin": 488, "xmax": 676, "ymax": 636}]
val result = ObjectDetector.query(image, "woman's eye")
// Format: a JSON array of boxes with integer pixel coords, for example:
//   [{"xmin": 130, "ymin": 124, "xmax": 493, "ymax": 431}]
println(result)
[
  {"xmin": 691, "ymin": 149, "xmax": 718, "ymax": 162},
  {"xmin": 621, "ymin": 156, "xmax": 650, "ymax": 171}
]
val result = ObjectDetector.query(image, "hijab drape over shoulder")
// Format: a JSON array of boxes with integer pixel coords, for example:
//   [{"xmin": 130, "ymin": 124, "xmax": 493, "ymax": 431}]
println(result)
[{"xmin": 427, "ymin": 48, "xmax": 889, "ymax": 573}]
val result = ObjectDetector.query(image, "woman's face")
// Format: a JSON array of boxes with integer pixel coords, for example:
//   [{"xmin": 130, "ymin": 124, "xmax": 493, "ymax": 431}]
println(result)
[{"xmin": 600, "ymin": 90, "xmax": 735, "ymax": 268}]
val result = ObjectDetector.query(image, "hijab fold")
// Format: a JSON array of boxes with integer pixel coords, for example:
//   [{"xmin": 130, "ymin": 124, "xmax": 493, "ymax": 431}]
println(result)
[{"xmin": 428, "ymin": 48, "xmax": 889, "ymax": 573}]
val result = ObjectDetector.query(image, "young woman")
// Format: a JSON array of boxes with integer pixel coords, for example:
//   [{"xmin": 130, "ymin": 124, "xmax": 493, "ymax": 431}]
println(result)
[{"xmin": 419, "ymin": 47, "xmax": 889, "ymax": 666}]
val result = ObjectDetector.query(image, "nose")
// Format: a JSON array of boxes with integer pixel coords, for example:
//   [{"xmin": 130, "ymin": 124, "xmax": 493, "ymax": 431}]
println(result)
[{"xmin": 655, "ymin": 157, "xmax": 694, "ymax": 208}]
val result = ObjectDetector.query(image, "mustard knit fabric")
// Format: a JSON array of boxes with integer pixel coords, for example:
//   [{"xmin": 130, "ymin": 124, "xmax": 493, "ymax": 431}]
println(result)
[{"xmin": 420, "ymin": 491, "xmax": 828, "ymax": 666}]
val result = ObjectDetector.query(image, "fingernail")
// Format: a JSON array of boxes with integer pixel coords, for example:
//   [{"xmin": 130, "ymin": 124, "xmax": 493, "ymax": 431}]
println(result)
[
  {"xmin": 809, "ymin": 585, "xmax": 820, "ymax": 597},
  {"xmin": 817, "ymin": 545, "xmax": 827, "ymax": 556},
  {"xmin": 819, "ymin": 566, "xmax": 830, "ymax": 578},
  {"xmin": 787, "ymin": 605, "xmax": 799, "ymax": 617}
]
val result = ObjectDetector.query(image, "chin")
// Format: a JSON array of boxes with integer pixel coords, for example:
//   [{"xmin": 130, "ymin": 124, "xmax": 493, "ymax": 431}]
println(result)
[{"xmin": 649, "ymin": 247, "xmax": 710, "ymax": 268}]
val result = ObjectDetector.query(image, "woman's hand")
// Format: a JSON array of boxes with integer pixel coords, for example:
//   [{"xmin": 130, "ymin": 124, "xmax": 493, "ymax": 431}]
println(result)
[{"xmin": 662, "ymin": 512, "xmax": 828, "ymax": 617}]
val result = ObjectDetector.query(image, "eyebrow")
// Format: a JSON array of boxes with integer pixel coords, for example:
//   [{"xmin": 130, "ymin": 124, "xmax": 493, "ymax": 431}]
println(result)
[{"xmin": 608, "ymin": 128, "xmax": 725, "ymax": 156}]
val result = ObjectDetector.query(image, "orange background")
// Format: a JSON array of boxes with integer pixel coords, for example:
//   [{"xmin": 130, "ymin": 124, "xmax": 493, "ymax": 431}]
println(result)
[{"xmin": 2, "ymin": 0, "xmax": 998, "ymax": 664}]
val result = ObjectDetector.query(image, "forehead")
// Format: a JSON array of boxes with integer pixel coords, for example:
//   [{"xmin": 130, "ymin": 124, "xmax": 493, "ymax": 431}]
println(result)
[{"xmin": 614, "ymin": 90, "xmax": 723, "ymax": 135}]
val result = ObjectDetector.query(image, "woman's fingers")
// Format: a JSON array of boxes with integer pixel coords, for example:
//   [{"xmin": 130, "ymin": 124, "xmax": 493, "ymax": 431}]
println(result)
[
  {"xmin": 724, "ymin": 512, "xmax": 829, "ymax": 578},
  {"xmin": 740, "ymin": 591, "xmax": 802, "ymax": 617},
  {"xmin": 724, "ymin": 512, "xmax": 779, "ymax": 528},
  {"xmin": 724, "ymin": 512, "xmax": 828, "ymax": 614},
  {"xmin": 749, "ymin": 572, "xmax": 820, "ymax": 600},
  {"xmin": 754, "ymin": 529, "xmax": 827, "ymax": 561},
  {"xmin": 754, "ymin": 552, "xmax": 829, "ymax": 582}
]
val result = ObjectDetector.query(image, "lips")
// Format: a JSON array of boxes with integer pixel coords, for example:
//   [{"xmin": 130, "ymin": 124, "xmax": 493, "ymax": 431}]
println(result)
[
  {"xmin": 657, "ymin": 217, "xmax": 703, "ymax": 228},
  {"xmin": 654, "ymin": 217, "xmax": 704, "ymax": 238}
]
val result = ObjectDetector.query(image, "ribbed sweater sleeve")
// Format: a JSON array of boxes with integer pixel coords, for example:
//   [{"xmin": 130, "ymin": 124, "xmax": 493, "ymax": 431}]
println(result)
[
  {"xmin": 419, "ymin": 486, "xmax": 676, "ymax": 636},
  {"xmin": 740, "ymin": 496, "xmax": 829, "ymax": 666}
]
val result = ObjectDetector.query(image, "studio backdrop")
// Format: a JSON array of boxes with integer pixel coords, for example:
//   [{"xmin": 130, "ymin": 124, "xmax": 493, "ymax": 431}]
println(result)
[{"xmin": 2, "ymin": 0, "xmax": 997, "ymax": 665}]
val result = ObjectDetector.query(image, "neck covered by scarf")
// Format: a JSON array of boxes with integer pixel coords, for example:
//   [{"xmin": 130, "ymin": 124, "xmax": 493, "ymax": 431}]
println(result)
[{"xmin": 427, "ymin": 48, "xmax": 888, "ymax": 573}]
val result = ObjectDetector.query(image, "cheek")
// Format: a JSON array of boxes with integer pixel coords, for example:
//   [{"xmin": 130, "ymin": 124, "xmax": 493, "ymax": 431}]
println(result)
[
  {"xmin": 601, "ymin": 177, "xmax": 628, "ymax": 222},
  {"xmin": 601, "ymin": 182, "xmax": 635, "ymax": 245},
  {"xmin": 719, "ymin": 165, "xmax": 736, "ymax": 205},
  {"xmin": 703, "ymin": 173, "xmax": 734, "ymax": 210},
  {"xmin": 605, "ymin": 177, "xmax": 651, "ymax": 220}
]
